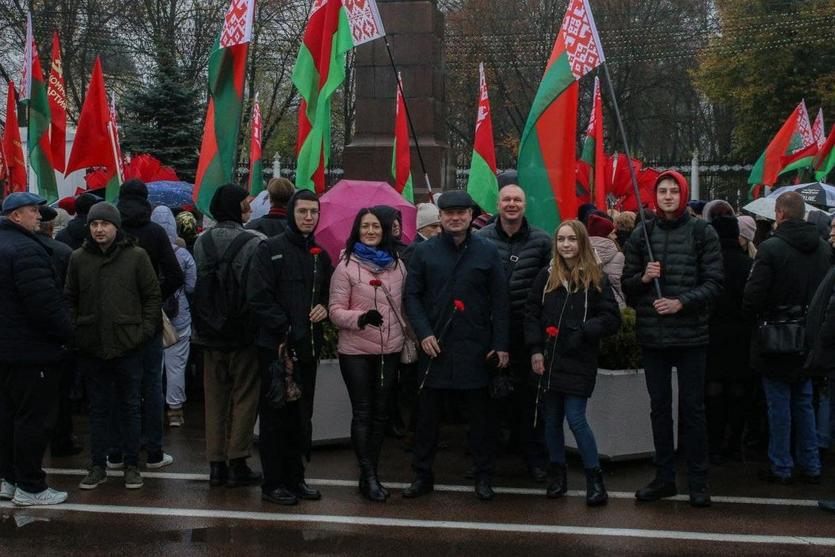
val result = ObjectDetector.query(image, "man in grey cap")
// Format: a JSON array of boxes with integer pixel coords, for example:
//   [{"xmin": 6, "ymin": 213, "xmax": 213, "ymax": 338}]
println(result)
[
  {"xmin": 403, "ymin": 190, "xmax": 510, "ymax": 501},
  {"xmin": 0, "ymin": 192, "xmax": 74, "ymax": 506},
  {"xmin": 66, "ymin": 202, "xmax": 161, "ymax": 491}
]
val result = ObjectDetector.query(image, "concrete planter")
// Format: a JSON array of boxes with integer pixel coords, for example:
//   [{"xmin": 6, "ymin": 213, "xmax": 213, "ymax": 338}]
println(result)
[{"xmin": 564, "ymin": 368, "xmax": 679, "ymax": 461}]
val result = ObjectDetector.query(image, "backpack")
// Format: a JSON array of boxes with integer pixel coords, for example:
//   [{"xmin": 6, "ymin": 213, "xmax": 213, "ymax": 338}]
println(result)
[{"xmin": 192, "ymin": 230, "xmax": 255, "ymax": 344}]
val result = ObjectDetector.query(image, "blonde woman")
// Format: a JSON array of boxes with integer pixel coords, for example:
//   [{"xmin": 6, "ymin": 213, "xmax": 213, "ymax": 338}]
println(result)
[{"xmin": 524, "ymin": 220, "xmax": 620, "ymax": 506}]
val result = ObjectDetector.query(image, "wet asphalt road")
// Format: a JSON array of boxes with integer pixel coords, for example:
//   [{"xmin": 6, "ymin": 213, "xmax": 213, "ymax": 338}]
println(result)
[{"xmin": 3, "ymin": 405, "xmax": 835, "ymax": 555}]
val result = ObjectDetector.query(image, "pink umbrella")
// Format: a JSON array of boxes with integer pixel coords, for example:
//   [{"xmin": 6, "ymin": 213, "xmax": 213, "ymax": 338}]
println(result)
[{"xmin": 317, "ymin": 180, "xmax": 416, "ymax": 262}]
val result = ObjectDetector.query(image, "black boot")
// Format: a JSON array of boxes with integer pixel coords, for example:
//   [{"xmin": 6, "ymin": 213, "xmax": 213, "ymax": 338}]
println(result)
[
  {"xmin": 585, "ymin": 468, "xmax": 608, "ymax": 506},
  {"xmin": 402, "ymin": 476, "xmax": 434, "ymax": 498},
  {"xmin": 359, "ymin": 461, "xmax": 386, "ymax": 502},
  {"xmin": 546, "ymin": 463, "xmax": 567, "ymax": 498},
  {"xmin": 226, "ymin": 458, "xmax": 262, "ymax": 487},
  {"xmin": 209, "ymin": 461, "xmax": 227, "ymax": 487}
]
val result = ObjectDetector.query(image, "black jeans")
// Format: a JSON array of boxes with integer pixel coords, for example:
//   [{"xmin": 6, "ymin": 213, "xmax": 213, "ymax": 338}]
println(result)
[
  {"xmin": 339, "ymin": 353, "xmax": 398, "ymax": 476},
  {"xmin": 412, "ymin": 387, "xmax": 496, "ymax": 481},
  {"xmin": 50, "ymin": 355, "xmax": 77, "ymax": 450},
  {"xmin": 257, "ymin": 348, "xmax": 311, "ymax": 493},
  {"xmin": 499, "ymin": 350, "xmax": 547, "ymax": 470},
  {"xmin": 642, "ymin": 347, "xmax": 709, "ymax": 488},
  {"xmin": 0, "ymin": 364, "xmax": 61, "ymax": 492},
  {"xmin": 82, "ymin": 352, "xmax": 143, "ymax": 468}
]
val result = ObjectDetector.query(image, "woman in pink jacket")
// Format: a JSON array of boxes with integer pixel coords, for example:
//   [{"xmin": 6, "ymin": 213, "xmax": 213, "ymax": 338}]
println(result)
[{"xmin": 329, "ymin": 207, "xmax": 407, "ymax": 502}]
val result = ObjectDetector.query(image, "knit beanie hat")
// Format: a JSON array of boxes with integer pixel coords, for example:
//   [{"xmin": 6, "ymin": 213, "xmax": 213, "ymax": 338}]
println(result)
[
  {"xmin": 416, "ymin": 203, "xmax": 440, "ymax": 229},
  {"xmin": 87, "ymin": 202, "xmax": 122, "ymax": 228},
  {"xmin": 587, "ymin": 213, "xmax": 615, "ymax": 238},
  {"xmin": 738, "ymin": 215, "xmax": 756, "ymax": 242}
]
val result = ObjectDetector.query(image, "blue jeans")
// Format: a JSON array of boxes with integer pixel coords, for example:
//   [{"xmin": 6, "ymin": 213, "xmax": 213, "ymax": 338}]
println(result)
[
  {"xmin": 542, "ymin": 391, "xmax": 600, "ymax": 469},
  {"xmin": 815, "ymin": 373, "xmax": 835, "ymax": 448},
  {"xmin": 762, "ymin": 376, "xmax": 820, "ymax": 478},
  {"xmin": 141, "ymin": 332, "xmax": 165, "ymax": 455},
  {"xmin": 83, "ymin": 353, "xmax": 142, "ymax": 467}
]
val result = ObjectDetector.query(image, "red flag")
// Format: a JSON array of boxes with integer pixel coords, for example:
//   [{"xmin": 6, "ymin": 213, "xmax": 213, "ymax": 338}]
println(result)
[
  {"xmin": 66, "ymin": 57, "xmax": 121, "ymax": 201},
  {"xmin": 2, "ymin": 81, "xmax": 27, "ymax": 195},
  {"xmin": 47, "ymin": 31, "xmax": 67, "ymax": 173},
  {"xmin": 391, "ymin": 74, "xmax": 413, "ymax": 201},
  {"xmin": 579, "ymin": 76, "xmax": 606, "ymax": 210}
]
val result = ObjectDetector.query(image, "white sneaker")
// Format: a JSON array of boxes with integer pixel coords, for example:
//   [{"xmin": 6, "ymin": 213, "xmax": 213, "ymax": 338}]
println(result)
[
  {"xmin": 146, "ymin": 452, "xmax": 174, "ymax": 469},
  {"xmin": 11, "ymin": 487, "xmax": 68, "ymax": 507},
  {"xmin": 0, "ymin": 479, "xmax": 15, "ymax": 500}
]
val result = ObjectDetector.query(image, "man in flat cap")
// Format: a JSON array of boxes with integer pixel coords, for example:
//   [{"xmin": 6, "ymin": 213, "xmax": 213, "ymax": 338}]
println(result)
[
  {"xmin": 0, "ymin": 192, "xmax": 74, "ymax": 506},
  {"xmin": 403, "ymin": 190, "xmax": 510, "ymax": 501}
]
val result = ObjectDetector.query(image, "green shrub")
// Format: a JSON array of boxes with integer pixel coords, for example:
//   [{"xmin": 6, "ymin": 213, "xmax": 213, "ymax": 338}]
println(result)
[{"xmin": 598, "ymin": 307, "xmax": 642, "ymax": 370}]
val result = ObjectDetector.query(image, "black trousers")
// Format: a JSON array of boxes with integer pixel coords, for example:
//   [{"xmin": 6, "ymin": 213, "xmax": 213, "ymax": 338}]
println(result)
[
  {"xmin": 339, "ymin": 353, "xmax": 398, "ymax": 475},
  {"xmin": 642, "ymin": 347, "xmax": 709, "ymax": 488},
  {"xmin": 258, "ymin": 349, "xmax": 315, "ymax": 492},
  {"xmin": 412, "ymin": 387, "xmax": 496, "ymax": 481},
  {"xmin": 499, "ymin": 350, "xmax": 547, "ymax": 469},
  {"xmin": 0, "ymin": 364, "xmax": 61, "ymax": 492},
  {"xmin": 50, "ymin": 356, "xmax": 76, "ymax": 450}
]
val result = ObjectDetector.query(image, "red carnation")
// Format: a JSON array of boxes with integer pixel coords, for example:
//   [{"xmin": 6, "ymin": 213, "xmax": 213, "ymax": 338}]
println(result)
[
  {"xmin": 369, "ymin": 279, "xmax": 383, "ymax": 287},
  {"xmin": 546, "ymin": 326, "xmax": 559, "ymax": 337},
  {"xmin": 309, "ymin": 247, "xmax": 322, "ymax": 255},
  {"xmin": 453, "ymin": 299, "xmax": 465, "ymax": 311}
]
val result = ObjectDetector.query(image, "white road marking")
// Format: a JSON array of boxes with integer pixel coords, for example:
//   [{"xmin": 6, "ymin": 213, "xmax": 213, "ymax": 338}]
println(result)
[
  {"xmin": 42, "ymin": 468, "xmax": 821, "ymax": 508},
  {"xmin": 1, "ymin": 501, "xmax": 833, "ymax": 546}
]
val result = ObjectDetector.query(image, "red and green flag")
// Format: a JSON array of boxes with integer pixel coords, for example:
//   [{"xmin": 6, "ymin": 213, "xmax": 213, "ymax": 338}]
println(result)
[
  {"xmin": 517, "ymin": 0, "xmax": 604, "ymax": 232},
  {"xmin": 2, "ymin": 81, "xmax": 27, "ymax": 196},
  {"xmin": 293, "ymin": 0, "xmax": 385, "ymax": 194},
  {"xmin": 391, "ymin": 74, "xmax": 414, "ymax": 202},
  {"xmin": 579, "ymin": 75, "xmax": 606, "ymax": 211},
  {"xmin": 25, "ymin": 22, "xmax": 58, "ymax": 202},
  {"xmin": 466, "ymin": 62, "xmax": 498, "ymax": 211},
  {"xmin": 47, "ymin": 31, "xmax": 67, "ymax": 173},
  {"xmin": 812, "ymin": 109, "xmax": 825, "ymax": 149},
  {"xmin": 777, "ymin": 100, "xmax": 817, "ymax": 177},
  {"xmin": 193, "ymin": 0, "xmax": 255, "ymax": 215},
  {"xmin": 814, "ymin": 125, "xmax": 835, "ymax": 181},
  {"xmin": 65, "ymin": 57, "xmax": 122, "ymax": 201},
  {"xmin": 749, "ymin": 102, "xmax": 811, "ymax": 197},
  {"xmin": 248, "ymin": 93, "xmax": 264, "ymax": 195}
]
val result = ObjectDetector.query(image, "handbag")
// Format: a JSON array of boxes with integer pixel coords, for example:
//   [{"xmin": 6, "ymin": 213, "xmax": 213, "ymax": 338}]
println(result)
[
  {"xmin": 757, "ymin": 305, "xmax": 807, "ymax": 355},
  {"xmin": 161, "ymin": 310, "xmax": 179, "ymax": 348},
  {"xmin": 379, "ymin": 281, "xmax": 419, "ymax": 364},
  {"xmin": 265, "ymin": 358, "xmax": 287, "ymax": 409}
]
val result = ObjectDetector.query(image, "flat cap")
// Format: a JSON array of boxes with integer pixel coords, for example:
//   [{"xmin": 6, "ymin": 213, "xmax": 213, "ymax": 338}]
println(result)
[
  {"xmin": 437, "ymin": 190, "xmax": 474, "ymax": 210},
  {"xmin": 2, "ymin": 192, "xmax": 47, "ymax": 214}
]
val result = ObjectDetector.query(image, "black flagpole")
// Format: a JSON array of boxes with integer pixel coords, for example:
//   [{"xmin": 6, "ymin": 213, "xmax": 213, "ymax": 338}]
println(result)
[{"xmin": 600, "ymin": 62, "xmax": 663, "ymax": 299}]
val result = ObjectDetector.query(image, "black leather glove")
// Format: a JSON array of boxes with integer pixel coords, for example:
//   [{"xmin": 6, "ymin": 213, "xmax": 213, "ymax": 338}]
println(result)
[{"xmin": 358, "ymin": 310, "xmax": 383, "ymax": 329}]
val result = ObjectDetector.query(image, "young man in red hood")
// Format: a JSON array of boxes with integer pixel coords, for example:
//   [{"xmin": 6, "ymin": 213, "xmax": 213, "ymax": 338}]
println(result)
[{"xmin": 622, "ymin": 170, "xmax": 724, "ymax": 508}]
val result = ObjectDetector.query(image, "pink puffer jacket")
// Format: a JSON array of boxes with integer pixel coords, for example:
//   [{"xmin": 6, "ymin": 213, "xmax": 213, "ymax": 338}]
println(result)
[{"xmin": 328, "ymin": 255, "xmax": 407, "ymax": 355}]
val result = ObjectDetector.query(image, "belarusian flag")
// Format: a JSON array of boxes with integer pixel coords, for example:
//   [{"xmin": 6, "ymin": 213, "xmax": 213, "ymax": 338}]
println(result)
[
  {"xmin": 293, "ymin": 0, "xmax": 353, "ymax": 194},
  {"xmin": 812, "ymin": 109, "xmax": 825, "ymax": 148},
  {"xmin": 26, "ymin": 30, "xmax": 58, "ymax": 202},
  {"xmin": 193, "ymin": 0, "xmax": 255, "ymax": 215},
  {"xmin": 110, "ymin": 93, "xmax": 125, "ymax": 180},
  {"xmin": 19, "ymin": 13, "xmax": 33, "ymax": 103},
  {"xmin": 579, "ymin": 75, "xmax": 606, "ymax": 211},
  {"xmin": 391, "ymin": 74, "xmax": 414, "ymax": 203},
  {"xmin": 248, "ymin": 93, "xmax": 264, "ymax": 195},
  {"xmin": 65, "ymin": 58, "xmax": 121, "ymax": 201},
  {"xmin": 778, "ymin": 100, "xmax": 817, "ymax": 176},
  {"xmin": 517, "ymin": 0, "xmax": 604, "ymax": 232},
  {"xmin": 47, "ymin": 31, "xmax": 67, "ymax": 173},
  {"xmin": 815, "ymin": 125, "xmax": 835, "ymax": 181},
  {"xmin": 748, "ymin": 102, "xmax": 805, "ymax": 198},
  {"xmin": 466, "ymin": 63, "xmax": 498, "ymax": 212},
  {"xmin": 2, "ymin": 81, "xmax": 27, "ymax": 195}
]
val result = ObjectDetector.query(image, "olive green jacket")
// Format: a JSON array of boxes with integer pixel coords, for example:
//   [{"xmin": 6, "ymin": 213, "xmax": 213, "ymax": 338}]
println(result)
[{"xmin": 65, "ymin": 235, "xmax": 161, "ymax": 360}]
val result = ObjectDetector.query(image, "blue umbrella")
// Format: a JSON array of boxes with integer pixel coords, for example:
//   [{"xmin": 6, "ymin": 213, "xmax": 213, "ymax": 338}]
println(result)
[{"xmin": 146, "ymin": 181, "xmax": 194, "ymax": 209}]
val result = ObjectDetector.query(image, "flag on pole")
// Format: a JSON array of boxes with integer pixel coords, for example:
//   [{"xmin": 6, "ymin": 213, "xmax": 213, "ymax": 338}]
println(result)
[
  {"xmin": 66, "ymin": 58, "xmax": 122, "ymax": 201},
  {"xmin": 579, "ymin": 75, "xmax": 606, "ymax": 211},
  {"xmin": 193, "ymin": 0, "xmax": 255, "ymax": 215},
  {"xmin": 20, "ymin": 13, "xmax": 33, "ymax": 102},
  {"xmin": 517, "ymin": 0, "xmax": 604, "ymax": 232},
  {"xmin": 466, "ymin": 63, "xmax": 498, "ymax": 212},
  {"xmin": 26, "ymin": 32, "xmax": 58, "ymax": 202},
  {"xmin": 815, "ymin": 125, "xmax": 835, "ymax": 182},
  {"xmin": 248, "ymin": 93, "xmax": 264, "ymax": 195},
  {"xmin": 391, "ymin": 73, "xmax": 413, "ymax": 202},
  {"xmin": 2, "ymin": 82, "xmax": 27, "ymax": 195},
  {"xmin": 777, "ymin": 100, "xmax": 817, "ymax": 176},
  {"xmin": 110, "ymin": 93, "xmax": 125, "ymax": 181},
  {"xmin": 812, "ymin": 109, "xmax": 825, "ymax": 149},
  {"xmin": 748, "ymin": 102, "xmax": 805, "ymax": 198},
  {"xmin": 47, "ymin": 31, "xmax": 67, "ymax": 173}
]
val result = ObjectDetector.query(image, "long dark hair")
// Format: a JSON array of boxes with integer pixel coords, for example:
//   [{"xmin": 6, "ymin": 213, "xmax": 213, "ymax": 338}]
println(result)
[{"xmin": 342, "ymin": 207, "xmax": 400, "ymax": 265}]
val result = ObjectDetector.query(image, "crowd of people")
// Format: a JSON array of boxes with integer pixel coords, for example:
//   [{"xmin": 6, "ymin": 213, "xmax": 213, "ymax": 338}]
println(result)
[{"xmin": 2, "ymin": 171, "xmax": 835, "ymax": 512}]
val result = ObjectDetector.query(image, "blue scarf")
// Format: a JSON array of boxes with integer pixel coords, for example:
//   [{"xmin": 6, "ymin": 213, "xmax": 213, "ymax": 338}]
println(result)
[{"xmin": 352, "ymin": 242, "xmax": 395, "ymax": 271}]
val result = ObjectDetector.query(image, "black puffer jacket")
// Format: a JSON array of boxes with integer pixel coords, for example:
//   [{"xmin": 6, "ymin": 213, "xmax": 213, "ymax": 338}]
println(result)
[
  {"xmin": 404, "ymin": 230, "xmax": 509, "ymax": 390},
  {"xmin": 246, "ymin": 192, "xmax": 333, "ymax": 363},
  {"xmin": 805, "ymin": 267, "xmax": 835, "ymax": 376},
  {"xmin": 742, "ymin": 219, "xmax": 832, "ymax": 382},
  {"xmin": 524, "ymin": 269, "xmax": 620, "ymax": 397},
  {"xmin": 476, "ymin": 218, "xmax": 551, "ymax": 343},
  {"xmin": 622, "ymin": 213, "xmax": 724, "ymax": 348},
  {"xmin": 55, "ymin": 214, "xmax": 88, "ymax": 250},
  {"xmin": 0, "ymin": 218, "xmax": 73, "ymax": 365},
  {"xmin": 38, "ymin": 232, "xmax": 73, "ymax": 288},
  {"xmin": 245, "ymin": 212, "xmax": 288, "ymax": 238}
]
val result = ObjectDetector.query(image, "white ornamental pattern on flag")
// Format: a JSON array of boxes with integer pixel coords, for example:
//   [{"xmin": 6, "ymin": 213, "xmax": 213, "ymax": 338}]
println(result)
[
  {"xmin": 344, "ymin": 0, "xmax": 386, "ymax": 46},
  {"xmin": 220, "ymin": 0, "xmax": 254, "ymax": 48},
  {"xmin": 559, "ymin": 0, "xmax": 604, "ymax": 80}
]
